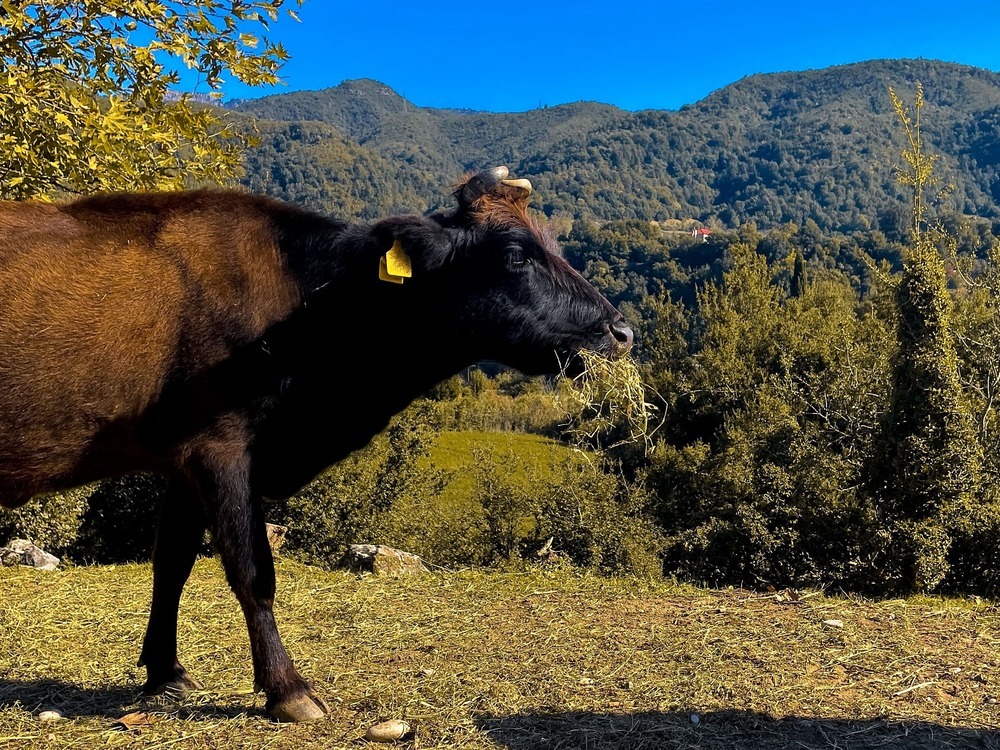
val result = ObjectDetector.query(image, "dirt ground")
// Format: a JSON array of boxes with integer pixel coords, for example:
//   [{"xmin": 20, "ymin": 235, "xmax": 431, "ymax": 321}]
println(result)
[{"xmin": 1, "ymin": 559, "xmax": 998, "ymax": 748}]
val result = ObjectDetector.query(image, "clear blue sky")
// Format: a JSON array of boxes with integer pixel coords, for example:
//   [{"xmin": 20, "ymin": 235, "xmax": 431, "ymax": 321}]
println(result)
[{"xmin": 203, "ymin": 0, "xmax": 1000, "ymax": 112}]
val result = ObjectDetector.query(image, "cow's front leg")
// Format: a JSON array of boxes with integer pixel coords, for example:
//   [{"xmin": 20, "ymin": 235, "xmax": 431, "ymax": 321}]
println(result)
[
  {"xmin": 139, "ymin": 479, "xmax": 206, "ymax": 695},
  {"xmin": 189, "ymin": 445, "xmax": 327, "ymax": 722}
]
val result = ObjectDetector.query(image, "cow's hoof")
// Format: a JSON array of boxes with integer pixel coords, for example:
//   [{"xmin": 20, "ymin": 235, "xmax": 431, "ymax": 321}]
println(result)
[
  {"xmin": 142, "ymin": 672, "xmax": 203, "ymax": 697},
  {"xmin": 268, "ymin": 691, "xmax": 329, "ymax": 723}
]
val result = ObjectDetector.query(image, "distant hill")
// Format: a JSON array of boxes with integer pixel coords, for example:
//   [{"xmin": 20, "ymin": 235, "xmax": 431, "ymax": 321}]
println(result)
[{"xmin": 232, "ymin": 60, "xmax": 1000, "ymax": 232}]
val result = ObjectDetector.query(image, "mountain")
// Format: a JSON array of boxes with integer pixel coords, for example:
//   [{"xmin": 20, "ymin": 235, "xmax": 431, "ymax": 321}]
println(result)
[{"xmin": 231, "ymin": 60, "xmax": 1000, "ymax": 233}]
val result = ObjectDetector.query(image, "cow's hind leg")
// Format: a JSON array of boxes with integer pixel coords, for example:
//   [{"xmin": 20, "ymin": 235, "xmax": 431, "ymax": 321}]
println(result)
[
  {"xmin": 139, "ymin": 479, "xmax": 207, "ymax": 695},
  {"xmin": 191, "ymin": 446, "xmax": 327, "ymax": 722}
]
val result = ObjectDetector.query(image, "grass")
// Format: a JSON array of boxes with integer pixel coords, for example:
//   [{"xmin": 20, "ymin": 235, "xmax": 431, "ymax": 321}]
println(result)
[
  {"xmin": 424, "ymin": 430, "xmax": 585, "ymax": 511},
  {"xmin": 1, "ymin": 559, "xmax": 998, "ymax": 749}
]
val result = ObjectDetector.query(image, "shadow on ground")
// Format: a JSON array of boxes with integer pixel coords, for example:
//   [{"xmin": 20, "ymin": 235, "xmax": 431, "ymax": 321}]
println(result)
[
  {"xmin": 0, "ymin": 679, "xmax": 261, "ymax": 721},
  {"xmin": 476, "ymin": 710, "xmax": 1000, "ymax": 750}
]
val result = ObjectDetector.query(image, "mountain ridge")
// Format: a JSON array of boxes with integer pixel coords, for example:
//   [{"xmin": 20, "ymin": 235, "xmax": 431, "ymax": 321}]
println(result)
[{"xmin": 233, "ymin": 59, "xmax": 1000, "ymax": 232}]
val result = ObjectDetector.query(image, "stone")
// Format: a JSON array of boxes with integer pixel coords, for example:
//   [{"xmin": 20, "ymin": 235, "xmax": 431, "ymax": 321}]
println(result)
[
  {"xmin": 265, "ymin": 523, "xmax": 288, "ymax": 554},
  {"xmin": 1, "ymin": 539, "xmax": 60, "ymax": 570},
  {"xmin": 365, "ymin": 719, "xmax": 412, "ymax": 742},
  {"xmin": 534, "ymin": 536, "xmax": 570, "ymax": 565},
  {"xmin": 339, "ymin": 544, "xmax": 429, "ymax": 577},
  {"xmin": 0, "ymin": 547, "xmax": 19, "ymax": 567}
]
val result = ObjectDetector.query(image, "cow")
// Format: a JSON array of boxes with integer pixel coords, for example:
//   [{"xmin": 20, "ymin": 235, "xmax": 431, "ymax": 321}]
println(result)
[{"xmin": 0, "ymin": 166, "xmax": 633, "ymax": 721}]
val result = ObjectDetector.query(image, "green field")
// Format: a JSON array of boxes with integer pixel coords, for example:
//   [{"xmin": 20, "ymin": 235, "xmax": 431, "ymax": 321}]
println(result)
[
  {"xmin": 423, "ymin": 430, "xmax": 586, "ymax": 507},
  {"xmin": 1, "ymin": 559, "xmax": 998, "ymax": 749}
]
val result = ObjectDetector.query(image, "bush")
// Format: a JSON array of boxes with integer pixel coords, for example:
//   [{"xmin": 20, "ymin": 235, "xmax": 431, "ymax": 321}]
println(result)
[
  {"xmin": 270, "ymin": 406, "xmax": 448, "ymax": 567},
  {"xmin": 466, "ymin": 443, "xmax": 665, "ymax": 577},
  {"xmin": 69, "ymin": 474, "xmax": 163, "ymax": 564},
  {"xmin": 425, "ymin": 371, "xmax": 570, "ymax": 434},
  {"xmin": 0, "ymin": 486, "xmax": 90, "ymax": 554},
  {"xmin": 0, "ymin": 474, "xmax": 163, "ymax": 563}
]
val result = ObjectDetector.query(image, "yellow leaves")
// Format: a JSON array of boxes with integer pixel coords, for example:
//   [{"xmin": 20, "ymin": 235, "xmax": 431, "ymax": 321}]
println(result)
[
  {"xmin": 889, "ymin": 82, "xmax": 947, "ymax": 242},
  {"xmin": 0, "ymin": 0, "xmax": 296, "ymax": 200}
]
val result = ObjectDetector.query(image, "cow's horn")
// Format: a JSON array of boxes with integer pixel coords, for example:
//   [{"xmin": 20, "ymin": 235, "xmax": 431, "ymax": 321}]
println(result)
[
  {"xmin": 461, "ymin": 166, "xmax": 509, "ymax": 203},
  {"xmin": 501, "ymin": 178, "xmax": 532, "ymax": 195}
]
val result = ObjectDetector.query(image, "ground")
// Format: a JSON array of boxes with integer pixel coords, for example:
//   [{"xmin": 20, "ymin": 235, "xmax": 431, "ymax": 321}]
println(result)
[{"xmin": 0, "ymin": 559, "xmax": 998, "ymax": 749}]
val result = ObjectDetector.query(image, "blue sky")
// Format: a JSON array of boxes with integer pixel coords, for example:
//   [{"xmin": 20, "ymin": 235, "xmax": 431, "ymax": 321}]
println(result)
[{"xmin": 202, "ymin": 0, "xmax": 1000, "ymax": 112}]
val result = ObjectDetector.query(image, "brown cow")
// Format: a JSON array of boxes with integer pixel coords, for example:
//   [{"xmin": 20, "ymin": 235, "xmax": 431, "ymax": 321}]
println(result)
[{"xmin": 0, "ymin": 167, "xmax": 632, "ymax": 721}]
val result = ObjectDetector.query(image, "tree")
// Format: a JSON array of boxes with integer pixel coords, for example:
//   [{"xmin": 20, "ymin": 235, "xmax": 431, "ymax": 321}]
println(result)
[
  {"xmin": 790, "ymin": 248, "xmax": 807, "ymax": 297},
  {"xmin": 0, "ymin": 0, "xmax": 299, "ymax": 199},
  {"xmin": 869, "ymin": 84, "xmax": 984, "ymax": 591}
]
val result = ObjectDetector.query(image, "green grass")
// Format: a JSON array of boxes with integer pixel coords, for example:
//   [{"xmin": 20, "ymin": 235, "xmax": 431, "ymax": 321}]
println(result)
[
  {"xmin": 1, "ymin": 559, "xmax": 998, "ymax": 749},
  {"xmin": 423, "ymin": 431, "xmax": 585, "ymax": 511}
]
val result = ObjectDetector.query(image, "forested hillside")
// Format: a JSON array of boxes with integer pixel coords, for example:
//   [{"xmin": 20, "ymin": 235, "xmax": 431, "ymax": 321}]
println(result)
[
  {"xmin": 233, "ymin": 59, "xmax": 1000, "ymax": 234},
  {"xmin": 229, "ymin": 61, "xmax": 1000, "ymax": 597},
  {"xmin": 8, "ymin": 59, "xmax": 1000, "ymax": 599}
]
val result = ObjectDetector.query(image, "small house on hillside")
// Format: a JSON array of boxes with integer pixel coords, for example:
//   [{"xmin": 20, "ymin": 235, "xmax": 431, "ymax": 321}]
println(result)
[{"xmin": 691, "ymin": 227, "xmax": 712, "ymax": 242}]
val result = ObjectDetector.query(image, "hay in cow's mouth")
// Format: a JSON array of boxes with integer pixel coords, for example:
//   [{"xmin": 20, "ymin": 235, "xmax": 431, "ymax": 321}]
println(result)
[{"xmin": 559, "ymin": 349, "xmax": 662, "ymax": 453}]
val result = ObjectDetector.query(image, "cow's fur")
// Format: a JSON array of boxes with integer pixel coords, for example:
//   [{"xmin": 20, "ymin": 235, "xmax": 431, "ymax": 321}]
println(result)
[{"xmin": 0, "ymin": 170, "xmax": 631, "ymax": 721}]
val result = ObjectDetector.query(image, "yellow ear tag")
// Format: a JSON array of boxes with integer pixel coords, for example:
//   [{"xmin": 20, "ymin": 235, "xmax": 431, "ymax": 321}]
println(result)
[{"xmin": 379, "ymin": 240, "xmax": 412, "ymax": 284}]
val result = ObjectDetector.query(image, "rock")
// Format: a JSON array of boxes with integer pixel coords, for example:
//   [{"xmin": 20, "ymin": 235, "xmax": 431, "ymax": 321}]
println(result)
[
  {"xmin": 113, "ymin": 711, "xmax": 156, "ymax": 731},
  {"xmin": 365, "ymin": 719, "xmax": 412, "ymax": 742},
  {"xmin": 38, "ymin": 710, "xmax": 63, "ymax": 722},
  {"xmin": 339, "ymin": 544, "xmax": 429, "ymax": 577},
  {"xmin": 822, "ymin": 619, "xmax": 844, "ymax": 629},
  {"xmin": 1, "ymin": 539, "xmax": 60, "ymax": 570},
  {"xmin": 265, "ymin": 523, "xmax": 288, "ymax": 554},
  {"xmin": 534, "ymin": 536, "xmax": 570, "ymax": 565}
]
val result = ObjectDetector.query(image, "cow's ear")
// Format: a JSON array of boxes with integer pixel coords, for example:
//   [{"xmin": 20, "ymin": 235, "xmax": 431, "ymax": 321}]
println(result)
[{"xmin": 370, "ymin": 216, "xmax": 453, "ymax": 282}]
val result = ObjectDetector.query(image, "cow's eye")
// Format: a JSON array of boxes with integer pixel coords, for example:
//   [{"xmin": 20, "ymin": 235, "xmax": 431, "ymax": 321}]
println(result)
[{"xmin": 507, "ymin": 247, "xmax": 530, "ymax": 268}]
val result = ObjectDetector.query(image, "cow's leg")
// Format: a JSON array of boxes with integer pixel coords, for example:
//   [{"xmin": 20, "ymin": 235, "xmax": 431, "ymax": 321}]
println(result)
[
  {"xmin": 139, "ymin": 479, "xmax": 206, "ymax": 695},
  {"xmin": 190, "ymin": 445, "xmax": 327, "ymax": 723}
]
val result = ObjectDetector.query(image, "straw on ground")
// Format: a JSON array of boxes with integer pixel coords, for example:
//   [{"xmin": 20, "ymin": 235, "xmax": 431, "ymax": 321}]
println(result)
[{"xmin": 1, "ymin": 559, "xmax": 998, "ymax": 749}]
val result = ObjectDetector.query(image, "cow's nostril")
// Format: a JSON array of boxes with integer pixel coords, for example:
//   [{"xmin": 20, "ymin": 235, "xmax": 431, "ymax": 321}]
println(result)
[{"xmin": 609, "ymin": 320, "xmax": 634, "ymax": 349}]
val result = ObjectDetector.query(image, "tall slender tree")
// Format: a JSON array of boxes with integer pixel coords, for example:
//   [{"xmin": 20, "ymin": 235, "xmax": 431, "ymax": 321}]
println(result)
[
  {"xmin": 872, "ymin": 84, "xmax": 983, "ymax": 591},
  {"xmin": 790, "ymin": 248, "xmax": 807, "ymax": 298}
]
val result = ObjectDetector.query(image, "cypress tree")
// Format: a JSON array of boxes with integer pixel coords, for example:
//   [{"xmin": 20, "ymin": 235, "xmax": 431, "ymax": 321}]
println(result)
[
  {"xmin": 790, "ymin": 249, "xmax": 807, "ymax": 298},
  {"xmin": 872, "ymin": 85, "xmax": 983, "ymax": 591}
]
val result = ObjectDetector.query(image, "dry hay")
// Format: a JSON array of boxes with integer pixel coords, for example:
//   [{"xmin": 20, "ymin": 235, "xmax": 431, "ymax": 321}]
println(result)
[
  {"xmin": 560, "ymin": 350, "xmax": 663, "ymax": 453},
  {"xmin": 0, "ymin": 560, "xmax": 998, "ymax": 749}
]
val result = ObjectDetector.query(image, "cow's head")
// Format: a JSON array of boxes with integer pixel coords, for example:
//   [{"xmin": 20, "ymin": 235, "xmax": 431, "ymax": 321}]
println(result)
[{"xmin": 371, "ymin": 167, "xmax": 632, "ymax": 376}]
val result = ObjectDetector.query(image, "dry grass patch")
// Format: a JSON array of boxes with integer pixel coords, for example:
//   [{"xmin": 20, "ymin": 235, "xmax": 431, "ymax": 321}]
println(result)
[
  {"xmin": 1, "ymin": 559, "xmax": 998, "ymax": 749},
  {"xmin": 562, "ymin": 350, "xmax": 662, "ymax": 452}
]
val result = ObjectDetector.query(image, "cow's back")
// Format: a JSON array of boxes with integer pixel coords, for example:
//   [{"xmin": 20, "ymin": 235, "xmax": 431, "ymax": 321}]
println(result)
[{"xmin": 0, "ymin": 191, "xmax": 301, "ymax": 504}]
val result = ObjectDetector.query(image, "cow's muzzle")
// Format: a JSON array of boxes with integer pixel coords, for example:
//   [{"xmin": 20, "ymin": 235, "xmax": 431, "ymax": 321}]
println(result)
[{"xmin": 608, "ymin": 319, "xmax": 634, "ymax": 353}]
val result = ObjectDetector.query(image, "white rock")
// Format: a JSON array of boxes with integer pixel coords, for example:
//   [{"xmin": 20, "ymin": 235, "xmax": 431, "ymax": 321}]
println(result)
[
  {"xmin": 38, "ymin": 710, "xmax": 63, "ymax": 722},
  {"xmin": 365, "ymin": 719, "xmax": 412, "ymax": 743},
  {"xmin": 1, "ymin": 539, "xmax": 60, "ymax": 570},
  {"xmin": 822, "ymin": 619, "xmax": 844, "ymax": 629}
]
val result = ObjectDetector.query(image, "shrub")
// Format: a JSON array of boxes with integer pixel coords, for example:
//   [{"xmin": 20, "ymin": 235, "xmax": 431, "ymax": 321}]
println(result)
[
  {"xmin": 0, "ymin": 473, "xmax": 163, "ymax": 563},
  {"xmin": 270, "ymin": 406, "xmax": 448, "ymax": 567},
  {"xmin": 69, "ymin": 474, "xmax": 163, "ymax": 564},
  {"xmin": 465, "ymin": 443, "xmax": 665, "ymax": 576},
  {"xmin": 0, "ymin": 486, "xmax": 90, "ymax": 554}
]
